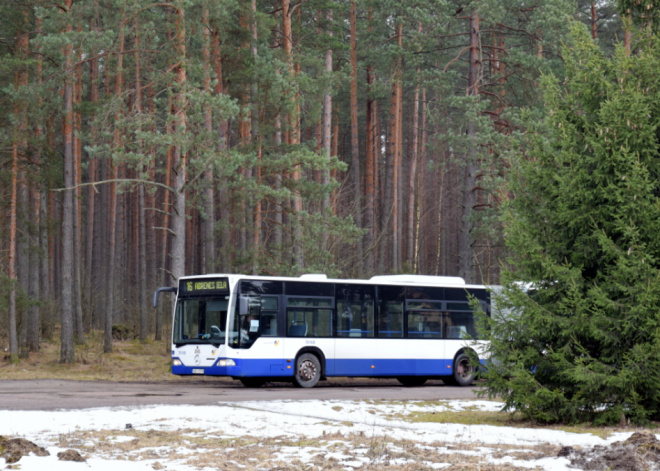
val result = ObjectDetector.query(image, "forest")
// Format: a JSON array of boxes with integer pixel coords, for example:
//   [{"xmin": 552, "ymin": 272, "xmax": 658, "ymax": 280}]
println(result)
[{"xmin": 0, "ymin": 0, "xmax": 632, "ymax": 363}]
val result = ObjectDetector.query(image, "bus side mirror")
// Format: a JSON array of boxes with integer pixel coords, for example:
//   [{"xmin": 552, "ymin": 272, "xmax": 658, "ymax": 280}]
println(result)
[
  {"xmin": 239, "ymin": 297, "xmax": 250, "ymax": 316},
  {"xmin": 153, "ymin": 287, "xmax": 178, "ymax": 308}
]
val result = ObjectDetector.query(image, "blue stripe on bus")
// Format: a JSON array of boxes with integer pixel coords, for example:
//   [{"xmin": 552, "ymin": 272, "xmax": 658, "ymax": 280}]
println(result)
[
  {"xmin": 172, "ymin": 357, "xmax": 458, "ymax": 378},
  {"xmin": 329, "ymin": 359, "xmax": 453, "ymax": 376}
]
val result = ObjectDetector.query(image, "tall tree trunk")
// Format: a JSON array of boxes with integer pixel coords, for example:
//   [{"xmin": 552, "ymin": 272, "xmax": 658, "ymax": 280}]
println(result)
[
  {"xmin": 394, "ymin": 51, "xmax": 403, "ymax": 272},
  {"xmin": 212, "ymin": 27, "xmax": 231, "ymax": 273},
  {"xmin": 73, "ymin": 34, "xmax": 84, "ymax": 344},
  {"xmin": 60, "ymin": 0, "xmax": 76, "ymax": 363},
  {"xmin": 385, "ymin": 22, "xmax": 403, "ymax": 274},
  {"xmin": 458, "ymin": 10, "xmax": 480, "ymax": 284},
  {"xmin": 591, "ymin": 2, "xmax": 597, "ymax": 40},
  {"xmin": 35, "ymin": 16, "xmax": 49, "ymax": 340},
  {"xmin": 414, "ymin": 88, "xmax": 427, "ymax": 273},
  {"xmin": 407, "ymin": 72, "xmax": 420, "ymax": 270},
  {"xmin": 321, "ymin": 10, "xmax": 333, "ymax": 250},
  {"xmin": 349, "ymin": 1, "xmax": 363, "ymax": 276},
  {"xmin": 104, "ymin": 14, "xmax": 125, "ymax": 354},
  {"xmin": 14, "ymin": 17, "xmax": 32, "ymax": 357},
  {"xmin": 283, "ymin": 0, "xmax": 303, "ymax": 271},
  {"xmin": 28, "ymin": 172, "xmax": 41, "ymax": 352},
  {"xmin": 382, "ymin": 78, "xmax": 397, "ymax": 274},
  {"xmin": 134, "ymin": 12, "xmax": 148, "ymax": 342},
  {"xmin": 170, "ymin": 0, "xmax": 188, "ymax": 285},
  {"xmin": 85, "ymin": 22, "xmax": 98, "ymax": 326},
  {"xmin": 202, "ymin": 9, "xmax": 216, "ymax": 274},
  {"xmin": 18, "ymin": 168, "xmax": 29, "ymax": 357},
  {"xmin": 364, "ymin": 8, "xmax": 375, "ymax": 275},
  {"xmin": 251, "ymin": 0, "xmax": 262, "ymax": 275},
  {"xmin": 8, "ymin": 78, "xmax": 20, "ymax": 364}
]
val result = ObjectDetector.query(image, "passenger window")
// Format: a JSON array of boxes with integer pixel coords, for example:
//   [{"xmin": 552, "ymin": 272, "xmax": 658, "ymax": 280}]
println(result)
[
  {"xmin": 407, "ymin": 311, "xmax": 443, "ymax": 339},
  {"xmin": 260, "ymin": 296, "xmax": 278, "ymax": 336},
  {"xmin": 377, "ymin": 285, "xmax": 405, "ymax": 338},
  {"xmin": 287, "ymin": 308, "xmax": 332, "ymax": 337},
  {"xmin": 336, "ymin": 284, "xmax": 375, "ymax": 338},
  {"xmin": 378, "ymin": 302, "xmax": 403, "ymax": 337},
  {"xmin": 445, "ymin": 311, "xmax": 479, "ymax": 339}
]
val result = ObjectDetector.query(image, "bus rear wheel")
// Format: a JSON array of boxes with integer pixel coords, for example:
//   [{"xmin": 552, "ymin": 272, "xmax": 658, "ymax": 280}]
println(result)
[
  {"xmin": 443, "ymin": 353, "xmax": 475, "ymax": 387},
  {"xmin": 293, "ymin": 353, "xmax": 321, "ymax": 388},
  {"xmin": 240, "ymin": 378, "xmax": 266, "ymax": 388},
  {"xmin": 397, "ymin": 377, "xmax": 427, "ymax": 387}
]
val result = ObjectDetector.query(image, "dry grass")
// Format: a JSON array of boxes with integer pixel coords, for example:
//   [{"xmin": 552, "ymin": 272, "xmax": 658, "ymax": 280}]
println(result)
[
  {"xmin": 0, "ymin": 329, "xmax": 185, "ymax": 382},
  {"xmin": 372, "ymin": 399, "xmax": 643, "ymax": 439},
  {"xmin": 51, "ymin": 427, "xmax": 558, "ymax": 470}
]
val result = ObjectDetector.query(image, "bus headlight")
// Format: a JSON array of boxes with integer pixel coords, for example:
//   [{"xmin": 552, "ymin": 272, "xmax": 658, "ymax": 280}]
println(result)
[
  {"xmin": 217, "ymin": 359, "xmax": 236, "ymax": 367},
  {"xmin": 172, "ymin": 359, "xmax": 182, "ymax": 366}
]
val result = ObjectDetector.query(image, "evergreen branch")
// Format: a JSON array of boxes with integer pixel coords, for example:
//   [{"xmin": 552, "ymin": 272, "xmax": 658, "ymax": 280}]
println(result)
[{"xmin": 443, "ymin": 46, "xmax": 471, "ymax": 72}]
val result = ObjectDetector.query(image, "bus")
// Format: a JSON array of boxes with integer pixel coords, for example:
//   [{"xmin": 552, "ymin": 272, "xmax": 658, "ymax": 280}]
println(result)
[{"xmin": 153, "ymin": 274, "xmax": 491, "ymax": 388}]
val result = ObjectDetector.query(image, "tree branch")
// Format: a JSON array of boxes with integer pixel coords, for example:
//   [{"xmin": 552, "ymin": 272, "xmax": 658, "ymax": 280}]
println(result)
[{"xmin": 52, "ymin": 178, "xmax": 175, "ymax": 193}]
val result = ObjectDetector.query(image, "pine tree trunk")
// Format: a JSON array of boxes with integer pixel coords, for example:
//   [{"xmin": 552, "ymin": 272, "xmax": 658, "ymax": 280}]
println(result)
[
  {"xmin": 9, "ymin": 97, "xmax": 20, "ymax": 364},
  {"xmin": 85, "ymin": 19, "xmax": 98, "ymax": 325},
  {"xmin": 394, "ymin": 53, "xmax": 403, "ymax": 272},
  {"xmin": 60, "ymin": 0, "xmax": 76, "ymax": 362},
  {"xmin": 321, "ymin": 10, "xmax": 333, "ymax": 249},
  {"xmin": 283, "ymin": 0, "xmax": 304, "ymax": 271},
  {"xmin": 16, "ymin": 18, "xmax": 30, "ymax": 358},
  {"xmin": 170, "ymin": 0, "xmax": 187, "ymax": 284},
  {"xmin": 458, "ymin": 10, "xmax": 480, "ymax": 284},
  {"xmin": 251, "ymin": 0, "xmax": 262, "ymax": 275},
  {"xmin": 591, "ymin": 3, "xmax": 597, "ymax": 40},
  {"xmin": 104, "ymin": 16, "xmax": 126, "ymax": 354},
  {"xmin": 134, "ymin": 13, "xmax": 148, "ymax": 343},
  {"xmin": 212, "ymin": 27, "xmax": 230, "ymax": 273},
  {"xmin": 350, "ymin": 1, "xmax": 363, "ymax": 276},
  {"xmin": 27, "ymin": 175, "xmax": 41, "ymax": 352},
  {"xmin": 200, "ymin": 9, "xmax": 215, "ymax": 274},
  {"xmin": 364, "ymin": 8, "xmax": 374, "ymax": 275},
  {"xmin": 72, "ymin": 27, "xmax": 84, "ymax": 344},
  {"xmin": 34, "ymin": 16, "xmax": 48, "ymax": 341},
  {"xmin": 407, "ymin": 76, "xmax": 420, "ymax": 270},
  {"xmin": 414, "ymin": 88, "xmax": 427, "ymax": 273}
]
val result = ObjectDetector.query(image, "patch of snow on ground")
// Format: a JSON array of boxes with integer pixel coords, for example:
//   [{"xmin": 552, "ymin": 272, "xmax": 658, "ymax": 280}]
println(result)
[{"xmin": 1, "ymin": 399, "xmax": 657, "ymax": 471}]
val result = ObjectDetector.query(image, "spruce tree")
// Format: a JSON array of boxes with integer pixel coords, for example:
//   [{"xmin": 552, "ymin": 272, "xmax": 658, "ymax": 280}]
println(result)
[{"xmin": 480, "ymin": 23, "xmax": 660, "ymax": 425}]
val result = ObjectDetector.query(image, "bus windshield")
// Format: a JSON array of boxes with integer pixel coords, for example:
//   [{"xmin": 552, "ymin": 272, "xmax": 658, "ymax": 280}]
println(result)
[{"xmin": 173, "ymin": 297, "xmax": 229, "ymax": 347}]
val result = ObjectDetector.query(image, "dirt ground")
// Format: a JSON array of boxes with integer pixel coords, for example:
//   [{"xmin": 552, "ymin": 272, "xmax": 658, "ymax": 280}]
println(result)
[{"xmin": 559, "ymin": 431, "xmax": 660, "ymax": 471}]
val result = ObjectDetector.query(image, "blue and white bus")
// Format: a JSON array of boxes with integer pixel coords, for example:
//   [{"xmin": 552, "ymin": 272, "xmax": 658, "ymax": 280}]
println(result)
[{"xmin": 154, "ymin": 274, "xmax": 491, "ymax": 388}]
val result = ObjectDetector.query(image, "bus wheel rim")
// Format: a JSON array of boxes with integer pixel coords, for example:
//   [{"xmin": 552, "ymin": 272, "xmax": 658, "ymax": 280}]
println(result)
[
  {"xmin": 299, "ymin": 360, "xmax": 317, "ymax": 381},
  {"xmin": 457, "ymin": 358, "xmax": 472, "ymax": 379}
]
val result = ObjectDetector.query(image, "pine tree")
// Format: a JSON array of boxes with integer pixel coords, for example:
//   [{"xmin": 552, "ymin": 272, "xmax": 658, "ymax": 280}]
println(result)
[{"xmin": 480, "ymin": 23, "xmax": 660, "ymax": 425}]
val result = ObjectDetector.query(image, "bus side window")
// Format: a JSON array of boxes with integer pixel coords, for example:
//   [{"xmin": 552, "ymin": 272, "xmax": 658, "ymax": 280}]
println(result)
[
  {"xmin": 336, "ymin": 284, "xmax": 375, "ymax": 338},
  {"xmin": 261, "ymin": 296, "xmax": 278, "ymax": 336},
  {"xmin": 286, "ymin": 308, "xmax": 332, "ymax": 337},
  {"xmin": 377, "ymin": 285, "xmax": 405, "ymax": 338}
]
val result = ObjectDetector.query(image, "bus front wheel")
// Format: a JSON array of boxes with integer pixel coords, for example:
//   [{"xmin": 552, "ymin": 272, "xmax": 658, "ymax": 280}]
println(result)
[
  {"xmin": 443, "ymin": 353, "xmax": 475, "ymax": 387},
  {"xmin": 293, "ymin": 353, "xmax": 321, "ymax": 388}
]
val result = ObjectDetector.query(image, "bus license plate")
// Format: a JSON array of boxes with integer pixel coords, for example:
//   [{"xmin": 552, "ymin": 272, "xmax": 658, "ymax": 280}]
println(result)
[{"xmin": 192, "ymin": 369, "xmax": 204, "ymax": 374}]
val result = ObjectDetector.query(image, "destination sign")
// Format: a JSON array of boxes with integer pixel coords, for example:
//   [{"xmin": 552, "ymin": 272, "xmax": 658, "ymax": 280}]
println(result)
[{"xmin": 179, "ymin": 277, "xmax": 230, "ymax": 296}]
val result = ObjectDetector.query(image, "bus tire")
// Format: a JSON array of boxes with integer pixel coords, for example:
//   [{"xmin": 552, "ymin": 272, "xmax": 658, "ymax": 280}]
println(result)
[
  {"xmin": 444, "ymin": 353, "xmax": 475, "ymax": 387},
  {"xmin": 240, "ymin": 378, "xmax": 266, "ymax": 388},
  {"xmin": 293, "ymin": 353, "xmax": 321, "ymax": 388},
  {"xmin": 397, "ymin": 377, "xmax": 427, "ymax": 387}
]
